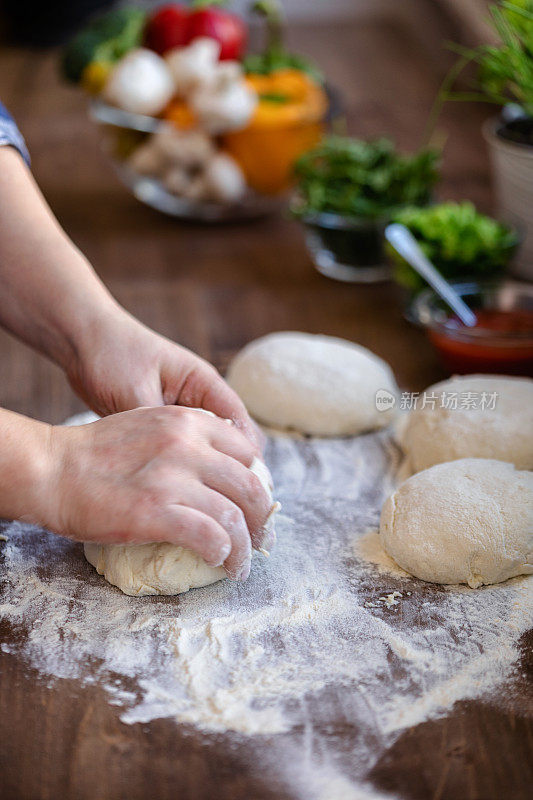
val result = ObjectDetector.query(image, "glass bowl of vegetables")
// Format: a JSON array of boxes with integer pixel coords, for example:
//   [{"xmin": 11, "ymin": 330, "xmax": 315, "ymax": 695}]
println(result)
[
  {"xmin": 89, "ymin": 99, "xmax": 285, "ymax": 222},
  {"xmin": 388, "ymin": 202, "xmax": 520, "ymax": 302},
  {"xmin": 291, "ymin": 136, "xmax": 440, "ymax": 282},
  {"xmin": 61, "ymin": 2, "xmax": 331, "ymax": 222}
]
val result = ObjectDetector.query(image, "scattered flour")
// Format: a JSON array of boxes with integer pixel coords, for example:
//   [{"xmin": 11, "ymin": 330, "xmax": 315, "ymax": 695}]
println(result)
[
  {"xmin": 355, "ymin": 529, "xmax": 409, "ymax": 578},
  {"xmin": 0, "ymin": 414, "xmax": 531, "ymax": 798}
]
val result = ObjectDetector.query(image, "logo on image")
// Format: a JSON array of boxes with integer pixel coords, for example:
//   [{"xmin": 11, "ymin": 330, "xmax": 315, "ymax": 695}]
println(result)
[{"xmin": 375, "ymin": 389, "xmax": 397, "ymax": 411}]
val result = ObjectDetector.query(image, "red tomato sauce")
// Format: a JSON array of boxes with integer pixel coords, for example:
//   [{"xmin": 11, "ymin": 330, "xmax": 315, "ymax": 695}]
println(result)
[{"xmin": 429, "ymin": 309, "xmax": 533, "ymax": 376}]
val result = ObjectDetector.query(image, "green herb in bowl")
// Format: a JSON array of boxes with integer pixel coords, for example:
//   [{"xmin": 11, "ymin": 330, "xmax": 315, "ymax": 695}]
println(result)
[
  {"xmin": 291, "ymin": 136, "xmax": 440, "ymax": 283},
  {"xmin": 292, "ymin": 136, "xmax": 440, "ymax": 220},
  {"xmin": 389, "ymin": 201, "xmax": 519, "ymax": 293}
]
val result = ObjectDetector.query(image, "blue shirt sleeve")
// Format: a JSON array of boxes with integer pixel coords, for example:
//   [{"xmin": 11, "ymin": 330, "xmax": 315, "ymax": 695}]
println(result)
[{"xmin": 0, "ymin": 101, "xmax": 30, "ymax": 166}]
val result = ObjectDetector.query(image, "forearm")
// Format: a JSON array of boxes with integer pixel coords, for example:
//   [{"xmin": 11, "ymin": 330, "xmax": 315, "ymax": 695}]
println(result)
[
  {"xmin": 0, "ymin": 407, "xmax": 55, "ymax": 524},
  {"xmin": 0, "ymin": 148, "xmax": 121, "ymax": 372}
]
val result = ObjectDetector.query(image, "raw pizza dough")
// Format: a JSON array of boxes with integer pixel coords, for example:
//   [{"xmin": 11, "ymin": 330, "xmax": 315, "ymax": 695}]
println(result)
[
  {"xmin": 400, "ymin": 374, "xmax": 533, "ymax": 474},
  {"xmin": 226, "ymin": 331, "xmax": 398, "ymax": 436},
  {"xmin": 380, "ymin": 458, "xmax": 533, "ymax": 588},
  {"xmin": 84, "ymin": 458, "xmax": 277, "ymax": 597},
  {"xmin": 84, "ymin": 539, "xmax": 226, "ymax": 597}
]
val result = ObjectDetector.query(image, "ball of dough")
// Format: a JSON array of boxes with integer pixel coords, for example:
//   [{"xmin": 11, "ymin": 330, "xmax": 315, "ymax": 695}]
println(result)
[
  {"xmin": 226, "ymin": 332, "xmax": 398, "ymax": 436},
  {"xmin": 84, "ymin": 540, "xmax": 225, "ymax": 597},
  {"xmin": 400, "ymin": 375, "xmax": 533, "ymax": 473},
  {"xmin": 84, "ymin": 457, "xmax": 277, "ymax": 596},
  {"xmin": 380, "ymin": 458, "xmax": 533, "ymax": 588}
]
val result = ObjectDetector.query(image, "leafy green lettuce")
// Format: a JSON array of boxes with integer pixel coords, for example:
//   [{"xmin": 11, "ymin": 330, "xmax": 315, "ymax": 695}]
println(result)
[{"xmin": 390, "ymin": 202, "xmax": 519, "ymax": 291}]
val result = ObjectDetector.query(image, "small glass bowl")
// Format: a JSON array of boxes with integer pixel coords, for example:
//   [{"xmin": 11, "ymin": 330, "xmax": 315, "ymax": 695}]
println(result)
[
  {"xmin": 410, "ymin": 280, "xmax": 533, "ymax": 376},
  {"xmin": 299, "ymin": 212, "xmax": 390, "ymax": 283}
]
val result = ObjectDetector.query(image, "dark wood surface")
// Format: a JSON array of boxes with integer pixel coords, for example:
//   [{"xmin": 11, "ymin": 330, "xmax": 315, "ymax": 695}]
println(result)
[{"xmin": 1, "ymin": 8, "xmax": 531, "ymax": 800}]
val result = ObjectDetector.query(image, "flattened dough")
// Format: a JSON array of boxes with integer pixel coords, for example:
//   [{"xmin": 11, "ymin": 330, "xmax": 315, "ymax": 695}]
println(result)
[
  {"xmin": 226, "ymin": 331, "xmax": 398, "ymax": 436},
  {"xmin": 380, "ymin": 458, "xmax": 533, "ymax": 588}
]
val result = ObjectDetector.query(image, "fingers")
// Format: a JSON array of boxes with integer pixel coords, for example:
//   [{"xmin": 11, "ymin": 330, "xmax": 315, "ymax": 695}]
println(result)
[
  {"xmin": 139, "ymin": 504, "xmax": 232, "ymax": 568},
  {"xmin": 200, "ymin": 452, "xmax": 272, "ymax": 550},
  {"xmin": 203, "ymin": 414, "xmax": 257, "ymax": 468},
  {"xmin": 173, "ymin": 485, "xmax": 252, "ymax": 580},
  {"xmin": 65, "ymin": 400, "xmax": 269, "ymax": 582},
  {"xmin": 252, "ymin": 419, "xmax": 267, "ymax": 451},
  {"xmin": 161, "ymin": 351, "xmax": 262, "ymax": 453},
  {"xmin": 177, "ymin": 402, "xmax": 258, "ymax": 468},
  {"xmin": 194, "ymin": 368, "xmax": 263, "ymax": 455}
]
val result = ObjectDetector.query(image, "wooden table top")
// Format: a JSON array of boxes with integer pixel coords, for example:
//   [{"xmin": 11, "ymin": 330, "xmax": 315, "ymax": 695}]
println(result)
[{"xmin": 1, "ymin": 11, "xmax": 531, "ymax": 800}]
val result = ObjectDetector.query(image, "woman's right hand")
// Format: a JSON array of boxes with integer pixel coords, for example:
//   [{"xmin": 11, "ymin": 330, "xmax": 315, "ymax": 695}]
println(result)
[{"xmin": 46, "ymin": 406, "xmax": 273, "ymax": 581}]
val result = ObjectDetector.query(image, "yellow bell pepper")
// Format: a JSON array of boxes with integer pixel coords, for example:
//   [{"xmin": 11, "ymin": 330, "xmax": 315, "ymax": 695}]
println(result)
[
  {"xmin": 223, "ymin": 69, "xmax": 328, "ymax": 195},
  {"xmin": 81, "ymin": 61, "xmax": 113, "ymax": 95}
]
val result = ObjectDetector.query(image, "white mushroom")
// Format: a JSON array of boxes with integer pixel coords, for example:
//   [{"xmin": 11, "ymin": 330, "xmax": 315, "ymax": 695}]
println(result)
[
  {"xmin": 165, "ymin": 37, "xmax": 221, "ymax": 96},
  {"xmin": 203, "ymin": 153, "xmax": 246, "ymax": 203},
  {"xmin": 152, "ymin": 125, "xmax": 215, "ymax": 167},
  {"xmin": 163, "ymin": 167, "xmax": 191, "ymax": 196},
  {"xmin": 164, "ymin": 153, "xmax": 247, "ymax": 204},
  {"xmin": 182, "ymin": 175, "xmax": 210, "ymax": 202},
  {"xmin": 128, "ymin": 141, "xmax": 166, "ymax": 177},
  {"xmin": 103, "ymin": 48, "xmax": 174, "ymax": 116},
  {"xmin": 191, "ymin": 80, "xmax": 257, "ymax": 134},
  {"xmin": 210, "ymin": 61, "xmax": 242, "ymax": 86}
]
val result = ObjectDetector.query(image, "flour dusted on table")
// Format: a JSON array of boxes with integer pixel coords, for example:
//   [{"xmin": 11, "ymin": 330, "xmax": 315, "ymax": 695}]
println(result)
[{"xmin": 1, "ymin": 422, "xmax": 532, "ymax": 797}]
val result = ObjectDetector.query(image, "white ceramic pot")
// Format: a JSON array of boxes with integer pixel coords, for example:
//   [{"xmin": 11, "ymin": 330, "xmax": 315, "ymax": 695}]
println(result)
[{"xmin": 483, "ymin": 118, "xmax": 533, "ymax": 282}]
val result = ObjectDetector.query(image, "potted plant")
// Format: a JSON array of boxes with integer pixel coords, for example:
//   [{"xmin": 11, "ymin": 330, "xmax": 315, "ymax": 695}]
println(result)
[
  {"xmin": 440, "ymin": 0, "xmax": 533, "ymax": 280},
  {"xmin": 388, "ymin": 201, "xmax": 519, "ymax": 298},
  {"xmin": 291, "ymin": 136, "xmax": 440, "ymax": 283}
]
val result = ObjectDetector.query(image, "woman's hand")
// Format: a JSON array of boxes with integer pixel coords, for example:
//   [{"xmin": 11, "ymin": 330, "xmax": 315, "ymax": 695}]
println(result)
[
  {"xmin": 66, "ymin": 308, "xmax": 263, "ymax": 454},
  {"xmin": 48, "ymin": 406, "xmax": 272, "ymax": 580},
  {"xmin": 0, "ymin": 149, "xmax": 261, "ymax": 453},
  {"xmin": 0, "ymin": 149, "xmax": 268, "ymax": 577}
]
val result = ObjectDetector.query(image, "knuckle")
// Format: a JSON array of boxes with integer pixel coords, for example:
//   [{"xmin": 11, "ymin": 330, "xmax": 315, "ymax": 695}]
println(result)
[
  {"xmin": 227, "ymin": 505, "xmax": 246, "ymax": 529},
  {"xmin": 161, "ymin": 428, "xmax": 184, "ymax": 450},
  {"xmin": 152, "ymin": 405, "xmax": 184, "ymax": 424},
  {"xmin": 151, "ymin": 408, "xmax": 195, "ymax": 447},
  {"xmin": 150, "ymin": 405, "xmax": 175, "ymax": 422},
  {"xmin": 170, "ymin": 406, "xmax": 201, "ymax": 434}
]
